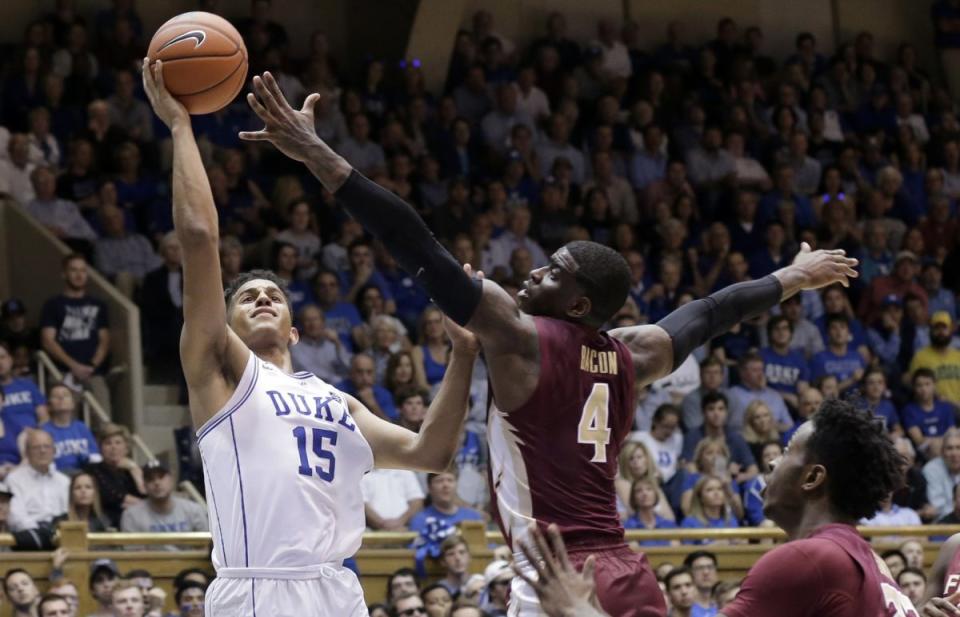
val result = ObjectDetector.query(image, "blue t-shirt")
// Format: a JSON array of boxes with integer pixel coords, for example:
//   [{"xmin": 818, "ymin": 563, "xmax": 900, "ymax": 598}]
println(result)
[
  {"xmin": 336, "ymin": 379, "xmax": 397, "ymax": 420},
  {"xmin": 0, "ymin": 377, "xmax": 45, "ymax": 435},
  {"xmin": 408, "ymin": 505, "xmax": 485, "ymax": 541},
  {"xmin": 760, "ymin": 347, "xmax": 810, "ymax": 395},
  {"xmin": 871, "ymin": 398, "xmax": 900, "ymax": 432},
  {"xmin": 337, "ymin": 269, "xmax": 395, "ymax": 302},
  {"xmin": 680, "ymin": 514, "xmax": 740, "ymax": 544},
  {"xmin": 901, "ymin": 400, "xmax": 956, "ymax": 437},
  {"xmin": 815, "ymin": 315, "xmax": 868, "ymax": 350},
  {"xmin": 0, "ymin": 415, "xmax": 21, "ymax": 465},
  {"xmin": 741, "ymin": 475, "xmax": 766, "ymax": 526},
  {"xmin": 323, "ymin": 302, "xmax": 363, "ymax": 351},
  {"xmin": 810, "ymin": 346, "xmax": 866, "ymax": 382},
  {"xmin": 692, "ymin": 605, "xmax": 719, "ymax": 617},
  {"xmin": 42, "ymin": 420, "xmax": 102, "ymax": 472},
  {"xmin": 383, "ymin": 270, "xmax": 431, "ymax": 328},
  {"xmin": 623, "ymin": 514, "xmax": 677, "ymax": 546}
]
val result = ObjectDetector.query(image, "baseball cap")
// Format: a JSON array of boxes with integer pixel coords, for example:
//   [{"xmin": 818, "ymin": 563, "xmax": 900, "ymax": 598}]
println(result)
[
  {"xmin": 894, "ymin": 250, "xmax": 918, "ymax": 265},
  {"xmin": 932, "ymin": 311, "xmax": 953, "ymax": 328},
  {"xmin": 0, "ymin": 481, "xmax": 12, "ymax": 499},
  {"xmin": 881, "ymin": 294, "xmax": 901, "ymax": 307},
  {"xmin": 0, "ymin": 299, "xmax": 25, "ymax": 319},
  {"xmin": 142, "ymin": 460, "xmax": 170, "ymax": 479},
  {"xmin": 90, "ymin": 558, "xmax": 120, "ymax": 580},
  {"xmin": 483, "ymin": 560, "xmax": 513, "ymax": 587}
]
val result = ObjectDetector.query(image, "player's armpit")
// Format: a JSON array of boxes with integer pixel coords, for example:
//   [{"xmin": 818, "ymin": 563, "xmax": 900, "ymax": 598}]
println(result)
[{"xmin": 608, "ymin": 324, "xmax": 675, "ymax": 389}]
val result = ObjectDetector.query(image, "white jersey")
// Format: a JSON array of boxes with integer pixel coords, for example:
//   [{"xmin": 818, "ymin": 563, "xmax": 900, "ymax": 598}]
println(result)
[{"xmin": 197, "ymin": 351, "xmax": 373, "ymax": 571}]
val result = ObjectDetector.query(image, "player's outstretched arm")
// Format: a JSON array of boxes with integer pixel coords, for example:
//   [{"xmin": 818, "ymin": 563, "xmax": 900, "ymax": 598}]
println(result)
[
  {"xmin": 611, "ymin": 243, "xmax": 858, "ymax": 388},
  {"xmin": 346, "ymin": 317, "xmax": 479, "ymax": 472},
  {"xmin": 238, "ymin": 73, "xmax": 537, "ymax": 356},
  {"xmin": 143, "ymin": 59, "xmax": 246, "ymax": 414}
]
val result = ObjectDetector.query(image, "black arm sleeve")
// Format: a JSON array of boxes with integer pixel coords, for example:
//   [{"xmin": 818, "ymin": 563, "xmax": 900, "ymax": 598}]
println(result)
[
  {"xmin": 334, "ymin": 170, "xmax": 482, "ymax": 325},
  {"xmin": 656, "ymin": 275, "xmax": 784, "ymax": 371}
]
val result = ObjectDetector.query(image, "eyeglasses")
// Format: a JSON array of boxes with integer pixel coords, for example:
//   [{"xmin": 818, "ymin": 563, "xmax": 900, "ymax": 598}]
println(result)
[{"xmin": 399, "ymin": 608, "xmax": 427, "ymax": 616}]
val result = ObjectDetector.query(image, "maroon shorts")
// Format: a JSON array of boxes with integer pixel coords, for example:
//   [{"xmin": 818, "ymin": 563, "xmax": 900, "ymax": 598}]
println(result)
[{"xmin": 567, "ymin": 544, "xmax": 666, "ymax": 617}]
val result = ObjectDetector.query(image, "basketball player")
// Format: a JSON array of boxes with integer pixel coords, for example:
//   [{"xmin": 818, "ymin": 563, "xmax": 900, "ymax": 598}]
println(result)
[
  {"xmin": 142, "ymin": 60, "xmax": 478, "ymax": 617},
  {"xmin": 919, "ymin": 534, "xmax": 960, "ymax": 615},
  {"xmin": 517, "ymin": 400, "xmax": 919, "ymax": 617},
  {"xmin": 239, "ymin": 71, "xmax": 857, "ymax": 617}
]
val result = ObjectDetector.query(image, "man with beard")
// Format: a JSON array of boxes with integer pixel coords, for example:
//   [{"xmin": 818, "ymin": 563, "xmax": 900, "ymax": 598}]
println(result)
[{"xmin": 909, "ymin": 312, "xmax": 960, "ymax": 407}]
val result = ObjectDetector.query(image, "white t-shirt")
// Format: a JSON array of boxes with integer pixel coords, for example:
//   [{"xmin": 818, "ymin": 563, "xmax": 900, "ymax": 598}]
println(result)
[
  {"xmin": 361, "ymin": 468, "xmax": 425, "ymax": 520},
  {"xmin": 630, "ymin": 430, "xmax": 683, "ymax": 482}
]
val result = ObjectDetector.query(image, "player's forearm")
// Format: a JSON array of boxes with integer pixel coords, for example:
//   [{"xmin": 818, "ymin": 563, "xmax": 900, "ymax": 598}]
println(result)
[
  {"xmin": 412, "ymin": 349, "xmax": 477, "ymax": 472},
  {"xmin": 170, "ymin": 123, "xmax": 219, "ymax": 246},
  {"xmin": 303, "ymin": 141, "xmax": 352, "ymax": 193},
  {"xmin": 772, "ymin": 263, "xmax": 811, "ymax": 301}
]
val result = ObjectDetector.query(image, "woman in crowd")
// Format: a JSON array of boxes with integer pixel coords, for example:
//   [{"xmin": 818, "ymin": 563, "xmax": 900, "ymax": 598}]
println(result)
[
  {"xmin": 384, "ymin": 349, "xmax": 430, "ymax": 398},
  {"xmin": 681, "ymin": 438, "xmax": 743, "ymax": 517},
  {"xmin": 368, "ymin": 315, "xmax": 409, "ymax": 385},
  {"xmin": 411, "ymin": 306, "xmax": 450, "ymax": 390},
  {"xmin": 680, "ymin": 474, "xmax": 742, "ymax": 544},
  {"xmin": 84, "ymin": 423, "xmax": 145, "ymax": 528},
  {"xmin": 56, "ymin": 471, "xmax": 112, "ymax": 531},
  {"xmin": 741, "ymin": 400, "xmax": 781, "ymax": 464},
  {"xmin": 275, "ymin": 199, "xmax": 321, "ymax": 281},
  {"xmin": 616, "ymin": 441, "xmax": 674, "ymax": 522},
  {"xmin": 623, "ymin": 478, "xmax": 679, "ymax": 546}
]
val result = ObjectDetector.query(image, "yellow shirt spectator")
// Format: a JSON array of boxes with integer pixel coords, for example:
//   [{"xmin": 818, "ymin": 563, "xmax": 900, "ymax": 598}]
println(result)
[{"xmin": 908, "ymin": 311, "xmax": 960, "ymax": 405}]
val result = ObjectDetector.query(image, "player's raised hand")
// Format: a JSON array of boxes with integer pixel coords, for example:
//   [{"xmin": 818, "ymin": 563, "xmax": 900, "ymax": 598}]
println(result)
[
  {"xmin": 240, "ymin": 72, "xmax": 324, "ymax": 162},
  {"xmin": 141, "ymin": 58, "xmax": 189, "ymax": 129},
  {"xmin": 788, "ymin": 242, "xmax": 859, "ymax": 290},
  {"xmin": 514, "ymin": 525, "xmax": 609, "ymax": 617},
  {"xmin": 923, "ymin": 590, "xmax": 960, "ymax": 616}
]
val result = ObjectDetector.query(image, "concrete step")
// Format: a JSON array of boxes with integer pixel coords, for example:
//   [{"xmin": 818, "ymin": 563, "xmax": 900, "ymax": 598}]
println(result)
[{"xmin": 144, "ymin": 384, "xmax": 182, "ymax": 406}]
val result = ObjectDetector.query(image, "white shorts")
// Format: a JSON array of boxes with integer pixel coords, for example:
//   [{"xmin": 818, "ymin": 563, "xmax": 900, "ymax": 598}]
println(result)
[
  {"xmin": 205, "ymin": 565, "xmax": 366, "ymax": 617},
  {"xmin": 508, "ymin": 554, "xmax": 547, "ymax": 617}
]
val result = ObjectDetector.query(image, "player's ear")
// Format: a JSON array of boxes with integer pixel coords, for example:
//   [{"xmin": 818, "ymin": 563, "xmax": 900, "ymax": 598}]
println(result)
[
  {"xmin": 288, "ymin": 326, "xmax": 300, "ymax": 346},
  {"xmin": 567, "ymin": 295, "xmax": 592, "ymax": 322},
  {"xmin": 800, "ymin": 463, "xmax": 827, "ymax": 493}
]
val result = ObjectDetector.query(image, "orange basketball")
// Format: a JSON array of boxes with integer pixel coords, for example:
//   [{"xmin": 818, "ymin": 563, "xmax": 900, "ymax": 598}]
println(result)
[{"xmin": 147, "ymin": 12, "xmax": 248, "ymax": 115}]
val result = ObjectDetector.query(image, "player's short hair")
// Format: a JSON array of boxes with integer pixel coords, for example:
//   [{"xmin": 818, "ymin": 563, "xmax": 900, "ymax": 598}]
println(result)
[
  {"xmin": 562, "ymin": 241, "xmax": 631, "ymax": 326},
  {"xmin": 701, "ymin": 391, "xmax": 728, "ymax": 412},
  {"xmin": 224, "ymin": 269, "xmax": 293, "ymax": 320},
  {"xmin": 912, "ymin": 367, "xmax": 936, "ymax": 385},
  {"xmin": 664, "ymin": 567, "xmax": 693, "ymax": 589},
  {"xmin": 806, "ymin": 399, "xmax": 904, "ymax": 520},
  {"xmin": 440, "ymin": 534, "xmax": 469, "ymax": 556},
  {"xmin": 37, "ymin": 593, "xmax": 69, "ymax": 617},
  {"xmin": 683, "ymin": 550, "xmax": 718, "ymax": 568}
]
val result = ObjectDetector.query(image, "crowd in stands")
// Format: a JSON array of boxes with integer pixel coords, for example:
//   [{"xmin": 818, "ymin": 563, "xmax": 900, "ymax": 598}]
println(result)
[{"xmin": 3, "ymin": 0, "xmax": 960, "ymax": 614}]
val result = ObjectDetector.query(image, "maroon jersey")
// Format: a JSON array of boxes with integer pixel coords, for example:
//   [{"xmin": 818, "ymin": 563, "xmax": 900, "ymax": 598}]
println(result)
[
  {"xmin": 943, "ymin": 540, "xmax": 960, "ymax": 597},
  {"xmin": 487, "ymin": 317, "xmax": 635, "ymax": 549},
  {"xmin": 723, "ymin": 524, "xmax": 917, "ymax": 617}
]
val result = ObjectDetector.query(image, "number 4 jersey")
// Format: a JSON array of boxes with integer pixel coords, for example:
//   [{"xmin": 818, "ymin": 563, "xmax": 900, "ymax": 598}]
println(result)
[
  {"xmin": 488, "ymin": 317, "xmax": 635, "ymax": 550},
  {"xmin": 196, "ymin": 351, "xmax": 373, "ymax": 570}
]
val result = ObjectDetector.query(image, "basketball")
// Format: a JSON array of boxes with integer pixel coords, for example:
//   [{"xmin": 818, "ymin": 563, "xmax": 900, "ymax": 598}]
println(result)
[{"xmin": 147, "ymin": 12, "xmax": 248, "ymax": 115}]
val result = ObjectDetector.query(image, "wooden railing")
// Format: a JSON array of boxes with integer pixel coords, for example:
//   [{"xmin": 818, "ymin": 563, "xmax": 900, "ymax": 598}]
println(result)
[{"xmin": 4, "ymin": 522, "xmax": 957, "ymax": 615}]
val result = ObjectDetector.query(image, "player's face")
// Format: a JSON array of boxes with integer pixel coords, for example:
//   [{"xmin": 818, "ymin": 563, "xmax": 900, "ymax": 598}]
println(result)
[
  {"xmin": 762, "ymin": 422, "xmax": 814, "ymax": 527},
  {"xmin": 229, "ymin": 279, "xmax": 298, "ymax": 351},
  {"xmin": 111, "ymin": 588, "xmax": 144, "ymax": 617},
  {"xmin": 179, "ymin": 587, "xmax": 204, "ymax": 617},
  {"xmin": 667, "ymin": 574, "xmax": 695, "ymax": 609},
  {"xmin": 517, "ymin": 252, "xmax": 586, "ymax": 321},
  {"xmin": 423, "ymin": 588, "xmax": 452, "ymax": 617},
  {"xmin": 898, "ymin": 572, "xmax": 925, "ymax": 604}
]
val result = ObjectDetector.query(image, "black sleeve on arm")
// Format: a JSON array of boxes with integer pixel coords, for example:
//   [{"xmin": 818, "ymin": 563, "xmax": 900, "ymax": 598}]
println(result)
[
  {"xmin": 335, "ymin": 170, "xmax": 482, "ymax": 325},
  {"xmin": 656, "ymin": 275, "xmax": 783, "ymax": 371}
]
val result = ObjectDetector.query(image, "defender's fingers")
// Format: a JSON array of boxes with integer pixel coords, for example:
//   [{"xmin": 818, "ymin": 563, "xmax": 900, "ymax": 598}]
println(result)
[
  {"xmin": 263, "ymin": 71, "xmax": 293, "ymax": 113},
  {"xmin": 252, "ymin": 75, "xmax": 284, "ymax": 117},
  {"xmin": 246, "ymin": 92, "xmax": 271, "ymax": 122},
  {"xmin": 238, "ymin": 130, "xmax": 271, "ymax": 141},
  {"xmin": 546, "ymin": 524, "xmax": 573, "ymax": 572}
]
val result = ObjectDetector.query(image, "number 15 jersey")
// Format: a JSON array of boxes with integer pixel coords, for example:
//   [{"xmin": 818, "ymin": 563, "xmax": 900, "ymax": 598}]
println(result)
[
  {"xmin": 197, "ymin": 351, "xmax": 373, "ymax": 571},
  {"xmin": 488, "ymin": 317, "xmax": 635, "ymax": 550}
]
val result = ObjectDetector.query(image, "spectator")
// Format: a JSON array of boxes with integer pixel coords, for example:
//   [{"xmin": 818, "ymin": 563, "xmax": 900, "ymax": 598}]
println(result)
[
  {"xmin": 882, "ymin": 549, "xmax": 908, "ymax": 580},
  {"xmin": 138, "ymin": 232, "xmax": 183, "ymax": 381},
  {"xmin": 758, "ymin": 164, "xmax": 816, "ymax": 230},
  {"xmin": 436, "ymin": 535, "xmax": 473, "ymax": 598},
  {"xmin": 742, "ymin": 441, "xmax": 782, "ymax": 526},
  {"xmin": 810, "ymin": 314, "xmax": 867, "ymax": 393},
  {"xmin": 85, "ymin": 423, "xmax": 145, "ymax": 528},
  {"xmin": 27, "ymin": 107, "xmax": 61, "ymax": 168},
  {"xmin": 536, "ymin": 114, "xmax": 585, "ymax": 184},
  {"xmin": 37, "ymin": 593, "xmax": 71, "ymax": 617},
  {"xmin": 409, "ymin": 471, "xmax": 484, "ymax": 543},
  {"xmin": 726, "ymin": 352, "xmax": 793, "ymax": 432},
  {"xmin": 386, "ymin": 568, "xmax": 420, "ymax": 605},
  {"xmin": 453, "ymin": 66, "xmax": 492, "ymax": 124},
  {"xmin": 897, "ymin": 567, "xmax": 926, "ymax": 607},
  {"xmin": 680, "ymin": 475, "xmax": 741, "ymax": 541},
  {"xmin": 338, "ymin": 238, "xmax": 395, "ymax": 310},
  {"xmin": 481, "ymin": 84, "xmax": 535, "ymax": 156},
  {"xmin": 88, "ymin": 559, "xmax": 119, "ymax": 617},
  {"xmin": 680, "ymin": 437, "xmax": 743, "ymax": 516},
  {"xmin": 633, "ymin": 404, "xmax": 684, "ymax": 486},
  {"xmin": 616, "ymin": 441, "xmax": 673, "ymax": 522},
  {"xmin": 58, "ymin": 471, "xmax": 111, "ymax": 531},
  {"xmin": 923, "ymin": 427, "xmax": 960, "ymax": 519},
  {"xmin": 584, "ymin": 150, "xmax": 638, "ymax": 225},
  {"xmin": 759, "ymin": 315, "xmax": 810, "ymax": 410},
  {"xmin": 120, "ymin": 462, "xmax": 207, "ymax": 533},
  {"xmin": 41, "ymin": 382, "xmax": 100, "ymax": 472},
  {"xmin": 110, "ymin": 580, "xmax": 144, "ymax": 617},
  {"xmin": 665, "ymin": 568, "xmax": 697, "ymax": 617},
  {"xmin": 337, "ymin": 112, "xmax": 385, "ymax": 176},
  {"xmin": 40, "ymin": 254, "xmax": 111, "ymax": 414},
  {"xmin": 291, "ymin": 304, "xmax": 351, "ymax": 384},
  {"xmin": 778, "ymin": 293, "xmax": 824, "ymax": 358},
  {"xmin": 487, "ymin": 205, "xmax": 548, "ymax": 272},
  {"xmin": 908, "ymin": 311, "xmax": 960, "ymax": 406},
  {"xmin": 861, "ymin": 368, "xmax": 901, "ymax": 435},
  {"xmin": 47, "ymin": 580, "xmax": 79, "ymax": 617},
  {"xmin": 858, "ymin": 221, "xmax": 894, "ymax": 286},
  {"xmin": 513, "ymin": 66, "xmax": 551, "ymax": 123},
  {"xmin": 93, "ymin": 203, "xmax": 161, "ymax": 289},
  {"xmin": 312, "ymin": 269, "xmax": 363, "ymax": 350},
  {"xmin": 394, "ymin": 591, "xmax": 428, "ymax": 617},
  {"xmin": 686, "ymin": 126, "xmax": 735, "ymax": 191},
  {"xmin": 860, "ymin": 250, "xmax": 927, "ymax": 324},
  {"xmin": 275, "ymin": 199, "xmax": 321, "ymax": 281},
  {"xmin": 623, "ymin": 478, "xmax": 678, "ymax": 545},
  {"xmin": 107, "ymin": 69, "xmax": 152, "ymax": 143},
  {"xmin": 681, "ymin": 392, "xmax": 758, "ymax": 483},
  {"xmin": 628, "ymin": 123, "xmax": 667, "ymax": 191},
  {"xmin": 0, "ymin": 134, "xmax": 37, "ymax": 205},
  {"xmin": 411, "ymin": 307, "xmax": 450, "ymax": 390},
  {"xmin": 742, "ymin": 401, "xmax": 781, "ymax": 463},
  {"xmin": 0, "ymin": 298, "xmax": 40, "ymax": 357},
  {"xmin": 361, "ymin": 466, "xmax": 424, "ymax": 531},
  {"xmin": 936, "ymin": 483, "xmax": 960, "ymax": 524},
  {"xmin": 727, "ymin": 131, "xmax": 771, "ymax": 191},
  {"xmin": 683, "ymin": 550, "xmax": 719, "ymax": 617},
  {"xmin": 0, "ymin": 339, "xmax": 48, "ymax": 442},
  {"xmin": 10, "ymin": 431, "xmax": 67, "ymax": 529},
  {"xmin": 174, "ymin": 582, "xmax": 205, "ymax": 617},
  {"xmin": 337, "ymin": 354, "xmax": 397, "ymax": 421},
  {"xmin": 26, "ymin": 166, "xmax": 97, "ymax": 246},
  {"xmin": 902, "ymin": 368, "xmax": 956, "ymax": 457},
  {"xmin": 3, "ymin": 569, "xmax": 40, "ymax": 617},
  {"xmin": 860, "ymin": 494, "xmax": 921, "ymax": 527},
  {"xmin": 681, "ymin": 357, "xmax": 726, "ymax": 431}
]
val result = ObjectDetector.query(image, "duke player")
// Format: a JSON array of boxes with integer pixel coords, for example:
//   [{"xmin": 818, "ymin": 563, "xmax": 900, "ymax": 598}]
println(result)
[
  {"xmin": 518, "ymin": 400, "xmax": 920, "ymax": 617},
  {"xmin": 240, "ymin": 72, "xmax": 857, "ymax": 617},
  {"xmin": 919, "ymin": 533, "xmax": 960, "ymax": 615},
  {"xmin": 142, "ymin": 61, "xmax": 479, "ymax": 617}
]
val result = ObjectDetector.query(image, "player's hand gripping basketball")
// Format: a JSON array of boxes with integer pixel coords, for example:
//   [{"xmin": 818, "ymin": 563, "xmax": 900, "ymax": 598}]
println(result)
[
  {"xmin": 788, "ymin": 241, "xmax": 859, "ymax": 290},
  {"xmin": 239, "ymin": 72, "xmax": 323, "ymax": 163},
  {"xmin": 514, "ymin": 525, "xmax": 608, "ymax": 617},
  {"xmin": 141, "ymin": 58, "xmax": 189, "ymax": 129}
]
